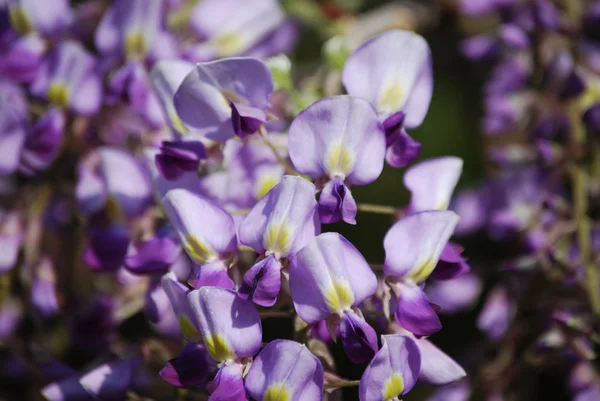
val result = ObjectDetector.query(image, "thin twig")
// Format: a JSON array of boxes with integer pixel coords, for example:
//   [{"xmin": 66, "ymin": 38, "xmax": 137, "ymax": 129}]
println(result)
[{"xmin": 357, "ymin": 203, "xmax": 398, "ymax": 215}]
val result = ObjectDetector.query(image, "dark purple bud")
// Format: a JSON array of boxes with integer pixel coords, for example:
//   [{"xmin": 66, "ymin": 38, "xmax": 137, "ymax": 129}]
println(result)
[
  {"xmin": 31, "ymin": 256, "xmax": 60, "ymax": 319},
  {"xmin": 125, "ymin": 236, "xmax": 181, "ymax": 275},
  {"xmin": 583, "ymin": 103, "xmax": 600, "ymax": 137},
  {"xmin": 382, "ymin": 111, "xmax": 406, "ymax": 143},
  {"xmin": 188, "ymin": 261, "xmax": 234, "ymax": 290},
  {"xmin": 230, "ymin": 101, "xmax": 266, "ymax": 138},
  {"xmin": 460, "ymin": 35, "xmax": 499, "ymax": 61},
  {"xmin": 339, "ymin": 310, "xmax": 378, "ymax": 363},
  {"xmin": 79, "ymin": 359, "xmax": 140, "ymax": 401},
  {"xmin": 499, "ymin": 24, "xmax": 529, "ymax": 49},
  {"xmin": 533, "ymin": 115, "xmax": 569, "ymax": 139},
  {"xmin": 155, "ymin": 140, "xmax": 206, "ymax": 181},
  {"xmin": 385, "ymin": 129, "xmax": 421, "ymax": 168},
  {"xmin": 207, "ymin": 364, "xmax": 247, "ymax": 401},
  {"xmin": 583, "ymin": 3, "xmax": 600, "ymax": 42},
  {"xmin": 160, "ymin": 342, "xmax": 216, "ymax": 388},
  {"xmin": 394, "ymin": 282, "xmax": 442, "ymax": 337},
  {"xmin": 83, "ymin": 224, "xmax": 130, "ymax": 272},
  {"xmin": 430, "ymin": 242, "xmax": 470, "ymax": 280},
  {"xmin": 318, "ymin": 177, "xmax": 357, "ymax": 225},
  {"xmin": 534, "ymin": 0, "xmax": 561, "ymax": 30},
  {"xmin": 310, "ymin": 319, "xmax": 335, "ymax": 344},
  {"xmin": 238, "ymin": 254, "xmax": 282, "ymax": 307},
  {"xmin": 20, "ymin": 107, "xmax": 65, "ymax": 176}
]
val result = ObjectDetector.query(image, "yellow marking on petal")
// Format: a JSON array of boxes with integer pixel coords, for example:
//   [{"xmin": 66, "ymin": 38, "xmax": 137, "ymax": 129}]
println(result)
[
  {"xmin": 214, "ymin": 32, "xmax": 246, "ymax": 58},
  {"xmin": 408, "ymin": 255, "xmax": 437, "ymax": 284},
  {"xmin": 324, "ymin": 279, "xmax": 355, "ymax": 315},
  {"xmin": 105, "ymin": 196, "xmax": 125, "ymax": 222},
  {"xmin": 382, "ymin": 373, "xmax": 404, "ymax": 401},
  {"xmin": 324, "ymin": 141, "xmax": 355, "ymax": 178},
  {"xmin": 125, "ymin": 32, "xmax": 147, "ymax": 56},
  {"xmin": 48, "ymin": 82, "xmax": 70, "ymax": 109},
  {"xmin": 170, "ymin": 111, "xmax": 189, "ymax": 135},
  {"xmin": 178, "ymin": 314, "xmax": 200, "ymax": 341},
  {"xmin": 256, "ymin": 176, "xmax": 279, "ymax": 200},
  {"xmin": 434, "ymin": 198, "xmax": 450, "ymax": 211},
  {"xmin": 377, "ymin": 82, "xmax": 405, "ymax": 114},
  {"xmin": 184, "ymin": 235, "xmax": 217, "ymax": 265},
  {"xmin": 9, "ymin": 7, "xmax": 32, "ymax": 35},
  {"xmin": 264, "ymin": 222, "xmax": 291, "ymax": 258},
  {"xmin": 204, "ymin": 334, "xmax": 235, "ymax": 362},
  {"xmin": 264, "ymin": 383, "xmax": 290, "ymax": 401}
]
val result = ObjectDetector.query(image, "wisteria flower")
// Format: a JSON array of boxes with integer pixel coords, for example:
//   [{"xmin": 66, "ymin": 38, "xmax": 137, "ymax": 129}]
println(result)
[
  {"xmin": 288, "ymin": 95, "xmax": 386, "ymax": 224},
  {"xmin": 7, "ymin": 0, "xmax": 72, "ymax": 37}
]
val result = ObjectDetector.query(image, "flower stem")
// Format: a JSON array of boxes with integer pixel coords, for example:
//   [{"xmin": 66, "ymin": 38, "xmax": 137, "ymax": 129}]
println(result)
[
  {"xmin": 324, "ymin": 380, "xmax": 360, "ymax": 390},
  {"xmin": 357, "ymin": 203, "xmax": 398, "ymax": 215},
  {"xmin": 259, "ymin": 126, "xmax": 297, "ymax": 175}
]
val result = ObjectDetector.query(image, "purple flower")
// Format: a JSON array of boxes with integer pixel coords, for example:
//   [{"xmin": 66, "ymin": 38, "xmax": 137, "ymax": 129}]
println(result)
[
  {"xmin": 79, "ymin": 359, "xmax": 140, "ymax": 401},
  {"xmin": 186, "ymin": 0, "xmax": 286, "ymax": 60},
  {"xmin": 477, "ymin": 286, "xmax": 515, "ymax": 341},
  {"xmin": 0, "ymin": 31, "xmax": 46, "ymax": 83},
  {"xmin": 426, "ymin": 273, "xmax": 483, "ymax": 314},
  {"xmin": 31, "ymin": 256, "xmax": 60, "ymax": 319},
  {"xmin": 30, "ymin": 40, "xmax": 102, "ymax": 115},
  {"xmin": 288, "ymin": 95, "xmax": 386, "ymax": 224},
  {"xmin": 144, "ymin": 279, "xmax": 181, "ymax": 340},
  {"xmin": 0, "ymin": 296, "xmax": 22, "ymax": 341},
  {"xmin": 245, "ymin": 340, "xmax": 324, "ymax": 401},
  {"xmin": 290, "ymin": 232, "xmax": 378, "ymax": 362},
  {"xmin": 19, "ymin": 106, "xmax": 65, "ymax": 176},
  {"xmin": 163, "ymin": 188, "xmax": 236, "ymax": 289},
  {"xmin": 161, "ymin": 272, "xmax": 200, "ymax": 341},
  {"xmin": 0, "ymin": 78, "xmax": 28, "ymax": 176},
  {"xmin": 160, "ymin": 342, "xmax": 216, "ymax": 388},
  {"xmin": 82, "ymin": 223, "xmax": 130, "ymax": 272},
  {"xmin": 426, "ymin": 380, "xmax": 471, "ymax": 401},
  {"xmin": 0, "ymin": 210, "xmax": 23, "ymax": 273},
  {"xmin": 359, "ymin": 334, "xmax": 421, "ymax": 401},
  {"xmin": 76, "ymin": 147, "xmax": 152, "ymax": 218},
  {"xmin": 174, "ymin": 57, "xmax": 273, "ymax": 141},
  {"xmin": 125, "ymin": 234, "xmax": 182, "ymax": 276},
  {"xmin": 384, "ymin": 211, "xmax": 459, "ymax": 336},
  {"xmin": 7, "ymin": 0, "xmax": 72, "ymax": 37},
  {"xmin": 155, "ymin": 140, "xmax": 206, "ymax": 181}
]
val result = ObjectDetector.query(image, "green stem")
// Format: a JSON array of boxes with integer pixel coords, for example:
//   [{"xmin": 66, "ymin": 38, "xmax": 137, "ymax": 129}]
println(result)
[
  {"xmin": 259, "ymin": 127, "xmax": 297, "ymax": 175},
  {"xmin": 357, "ymin": 203, "xmax": 397, "ymax": 215},
  {"xmin": 324, "ymin": 380, "xmax": 360, "ymax": 390}
]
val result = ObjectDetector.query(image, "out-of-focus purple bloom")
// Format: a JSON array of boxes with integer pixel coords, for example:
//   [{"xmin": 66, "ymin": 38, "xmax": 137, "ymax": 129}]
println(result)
[
  {"xmin": 359, "ymin": 334, "xmax": 421, "ymax": 401},
  {"xmin": 0, "ymin": 296, "xmax": 22, "ymax": 341},
  {"xmin": 42, "ymin": 374, "xmax": 93, "ymax": 401},
  {"xmin": 83, "ymin": 223, "xmax": 130, "ymax": 272},
  {"xmin": 431, "ymin": 243, "xmax": 470, "ymax": 280},
  {"xmin": 289, "ymin": 95, "xmax": 385, "ymax": 224},
  {"xmin": 79, "ymin": 359, "xmax": 140, "ymax": 401},
  {"xmin": 174, "ymin": 57, "xmax": 273, "ymax": 141},
  {"xmin": 19, "ymin": 107, "xmax": 65, "ymax": 176},
  {"xmin": 426, "ymin": 273, "xmax": 483, "ymax": 314},
  {"xmin": 477, "ymin": 286, "xmax": 515, "ymax": 341},
  {"xmin": 125, "ymin": 234, "xmax": 181, "ymax": 276},
  {"xmin": 244, "ymin": 18, "xmax": 298, "ymax": 59},
  {"xmin": 188, "ymin": 286, "xmax": 262, "ymax": 363},
  {"xmin": 404, "ymin": 156, "xmax": 463, "ymax": 213},
  {"xmin": 144, "ymin": 279, "xmax": 181, "ymax": 340},
  {"xmin": 583, "ymin": 102, "xmax": 600, "ymax": 137},
  {"xmin": 95, "ymin": 0, "xmax": 174, "ymax": 61},
  {"xmin": 245, "ymin": 340, "xmax": 324, "ymax": 401},
  {"xmin": 155, "ymin": 140, "xmax": 206, "ymax": 181},
  {"xmin": 0, "ymin": 31, "xmax": 46, "ymax": 83},
  {"xmin": 31, "ymin": 256, "xmax": 60, "ymax": 319},
  {"xmin": 290, "ymin": 232, "xmax": 378, "ymax": 362},
  {"xmin": 7, "ymin": 0, "xmax": 72, "ymax": 36},
  {"xmin": 570, "ymin": 363, "xmax": 600, "ymax": 401},
  {"xmin": 451, "ymin": 188, "xmax": 487, "ymax": 235},
  {"xmin": 76, "ymin": 147, "xmax": 152, "ymax": 218},
  {"xmin": 160, "ymin": 342, "xmax": 216, "ymax": 388},
  {"xmin": 426, "ymin": 380, "xmax": 471, "ymax": 401},
  {"xmin": 0, "ymin": 78, "xmax": 28, "ymax": 175},
  {"xmin": 70, "ymin": 296, "xmax": 116, "ymax": 355},
  {"xmin": 186, "ymin": 0, "xmax": 286, "ymax": 60},
  {"xmin": 0, "ymin": 210, "xmax": 23, "ymax": 273},
  {"xmin": 30, "ymin": 40, "xmax": 102, "ymax": 116},
  {"xmin": 163, "ymin": 188, "xmax": 236, "ymax": 289},
  {"xmin": 384, "ymin": 211, "xmax": 459, "ymax": 336}
]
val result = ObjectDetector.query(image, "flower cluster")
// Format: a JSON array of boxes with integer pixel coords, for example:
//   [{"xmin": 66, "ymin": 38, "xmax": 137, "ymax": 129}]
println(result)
[
  {"xmin": 440, "ymin": 0, "xmax": 600, "ymax": 400},
  {"xmin": 0, "ymin": 1, "xmax": 470, "ymax": 400}
]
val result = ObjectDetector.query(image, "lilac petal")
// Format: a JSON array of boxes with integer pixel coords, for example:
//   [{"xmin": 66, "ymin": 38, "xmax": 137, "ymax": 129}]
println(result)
[
  {"xmin": 20, "ymin": 107, "xmax": 65, "ymax": 175},
  {"xmin": 144, "ymin": 279, "xmax": 181, "ymax": 340},
  {"xmin": 238, "ymin": 254, "xmax": 282, "ymax": 307},
  {"xmin": 9, "ymin": 0, "xmax": 72, "ymax": 36},
  {"xmin": 70, "ymin": 69, "xmax": 103, "ymax": 116},
  {"xmin": 188, "ymin": 261, "xmax": 234, "ymax": 290},
  {"xmin": 0, "ymin": 80, "xmax": 28, "ymax": 175},
  {"xmin": 207, "ymin": 364, "xmax": 247, "ymax": 401},
  {"xmin": 83, "ymin": 224, "xmax": 130, "ymax": 272},
  {"xmin": 42, "ymin": 376, "xmax": 93, "ymax": 401},
  {"xmin": 430, "ymin": 242, "xmax": 470, "ymax": 280},
  {"xmin": 385, "ymin": 129, "xmax": 421, "ymax": 168},
  {"xmin": 426, "ymin": 380, "xmax": 470, "ymax": 401},
  {"xmin": 0, "ymin": 296, "xmax": 22, "ymax": 341},
  {"xmin": 244, "ymin": 18, "xmax": 298, "ymax": 58},
  {"xmin": 161, "ymin": 272, "xmax": 200, "ymax": 341},
  {"xmin": 0, "ymin": 33, "xmax": 46, "ymax": 83},
  {"xmin": 418, "ymin": 338, "xmax": 466, "ymax": 385},
  {"xmin": 125, "ymin": 236, "xmax": 181, "ymax": 275},
  {"xmin": 0, "ymin": 211, "xmax": 23, "ymax": 273},
  {"xmin": 288, "ymin": 95, "xmax": 385, "ymax": 185},
  {"xmin": 75, "ymin": 167, "xmax": 107, "ymax": 216},
  {"xmin": 477, "ymin": 286, "xmax": 515, "ymax": 341},
  {"xmin": 383, "ymin": 211, "xmax": 459, "ymax": 282},
  {"xmin": 340, "ymin": 311, "xmax": 379, "ymax": 363},
  {"xmin": 230, "ymin": 101, "xmax": 266, "ymax": 138},
  {"xmin": 310, "ymin": 319, "xmax": 334, "ymax": 344},
  {"xmin": 319, "ymin": 177, "xmax": 357, "ymax": 225},
  {"xmin": 79, "ymin": 359, "xmax": 139, "ymax": 401},
  {"xmin": 404, "ymin": 157, "xmax": 463, "ymax": 212},
  {"xmin": 343, "ymin": 30, "xmax": 433, "ymax": 128},
  {"xmin": 245, "ymin": 340, "xmax": 324, "ymax": 401},
  {"xmin": 382, "ymin": 111, "xmax": 406, "ymax": 141},
  {"xmin": 163, "ymin": 189, "xmax": 237, "ymax": 264},
  {"xmin": 174, "ymin": 57, "xmax": 273, "ymax": 141},
  {"xmin": 143, "ymin": 147, "xmax": 203, "ymax": 201},
  {"xmin": 188, "ymin": 287, "xmax": 262, "ymax": 361},
  {"xmin": 238, "ymin": 175, "xmax": 320, "ymax": 258},
  {"xmin": 150, "ymin": 59, "xmax": 195, "ymax": 135},
  {"xmin": 160, "ymin": 342, "xmax": 216, "ymax": 388},
  {"xmin": 31, "ymin": 257, "xmax": 60, "ymax": 319},
  {"xmin": 359, "ymin": 334, "xmax": 421, "ymax": 401},
  {"xmin": 155, "ymin": 140, "xmax": 206, "ymax": 181},
  {"xmin": 426, "ymin": 273, "xmax": 482, "ymax": 314},
  {"xmin": 394, "ymin": 282, "xmax": 441, "ymax": 336},
  {"xmin": 289, "ymin": 232, "xmax": 377, "ymax": 323}
]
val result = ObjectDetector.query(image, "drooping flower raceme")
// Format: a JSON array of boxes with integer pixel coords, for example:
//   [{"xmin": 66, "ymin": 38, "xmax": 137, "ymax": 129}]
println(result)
[
  {"xmin": 237, "ymin": 175, "xmax": 320, "ymax": 306},
  {"xmin": 342, "ymin": 29, "xmax": 433, "ymax": 167},
  {"xmin": 383, "ymin": 211, "xmax": 459, "ymax": 336},
  {"xmin": 288, "ymin": 95, "xmax": 386, "ymax": 224},
  {"xmin": 174, "ymin": 57, "xmax": 274, "ymax": 141}
]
